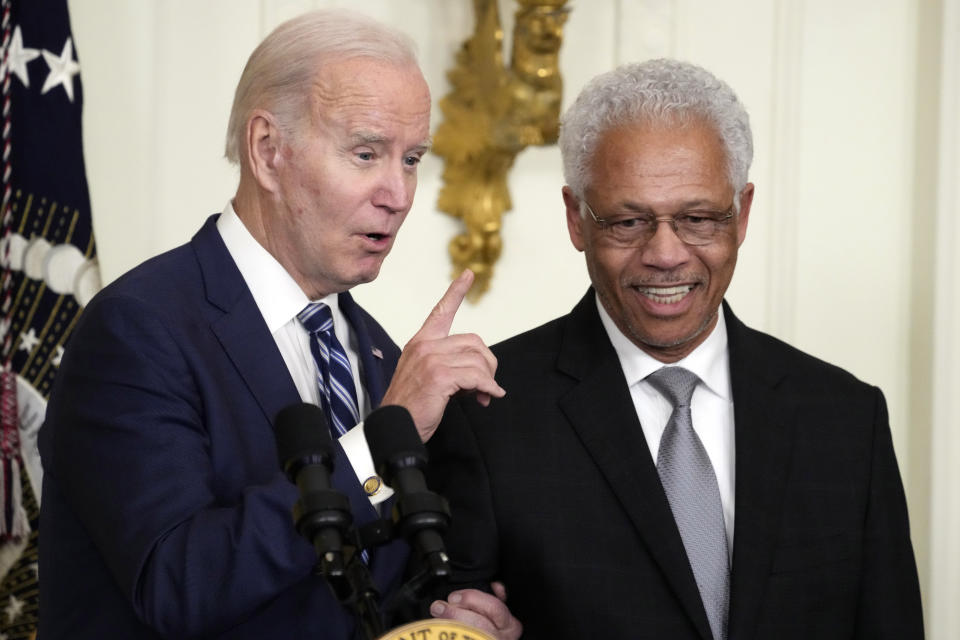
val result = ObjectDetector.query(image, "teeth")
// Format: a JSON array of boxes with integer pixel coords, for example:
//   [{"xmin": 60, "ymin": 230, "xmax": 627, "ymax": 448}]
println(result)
[{"xmin": 636, "ymin": 284, "xmax": 693, "ymax": 304}]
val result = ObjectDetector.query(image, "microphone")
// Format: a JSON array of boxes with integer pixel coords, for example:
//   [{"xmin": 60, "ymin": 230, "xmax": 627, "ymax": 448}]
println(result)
[
  {"xmin": 365, "ymin": 405, "xmax": 451, "ymax": 580},
  {"xmin": 274, "ymin": 403, "xmax": 352, "ymax": 582}
]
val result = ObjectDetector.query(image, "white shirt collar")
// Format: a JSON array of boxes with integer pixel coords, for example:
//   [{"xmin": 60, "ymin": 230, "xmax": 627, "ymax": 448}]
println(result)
[
  {"xmin": 216, "ymin": 200, "xmax": 341, "ymax": 330},
  {"xmin": 596, "ymin": 293, "xmax": 732, "ymax": 401}
]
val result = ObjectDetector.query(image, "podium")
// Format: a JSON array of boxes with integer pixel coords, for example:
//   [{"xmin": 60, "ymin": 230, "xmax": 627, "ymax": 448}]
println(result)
[{"xmin": 378, "ymin": 619, "xmax": 495, "ymax": 640}]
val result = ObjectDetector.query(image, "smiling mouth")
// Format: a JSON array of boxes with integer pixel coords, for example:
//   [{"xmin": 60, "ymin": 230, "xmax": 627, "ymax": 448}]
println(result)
[{"xmin": 635, "ymin": 284, "xmax": 694, "ymax": 304}]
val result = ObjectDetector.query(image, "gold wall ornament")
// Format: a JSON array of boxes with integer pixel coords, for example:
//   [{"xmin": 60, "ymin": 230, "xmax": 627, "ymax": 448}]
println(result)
[{"xmin": 433, "ymin": 0, "xmax": 570, "ymax": 300}]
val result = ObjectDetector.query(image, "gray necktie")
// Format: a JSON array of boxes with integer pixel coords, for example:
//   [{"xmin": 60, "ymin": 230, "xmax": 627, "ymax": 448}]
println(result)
[{"xmin": 648, "ymin": 366, "xmax": 729, "ymax": 640}]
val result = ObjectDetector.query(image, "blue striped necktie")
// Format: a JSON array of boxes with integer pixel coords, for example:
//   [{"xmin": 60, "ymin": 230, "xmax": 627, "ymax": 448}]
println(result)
[{"xmin": 297, "ymin": 302, "xmax": 361, "ymax": 439}]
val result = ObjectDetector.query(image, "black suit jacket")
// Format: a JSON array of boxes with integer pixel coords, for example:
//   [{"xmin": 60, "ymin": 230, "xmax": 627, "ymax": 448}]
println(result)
[
  {"xmin": 427, "ymin": 289, "xmax": 923, "ymax": 639},
  {"xmin": 39, "ymin": 216, "xmax": 406, "ymax": 638}
]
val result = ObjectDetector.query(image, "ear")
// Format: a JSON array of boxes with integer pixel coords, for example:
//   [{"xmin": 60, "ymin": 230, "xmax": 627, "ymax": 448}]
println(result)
[
  {"xmin": 562, "ymin": 186, "xmax": 587, "ymax": 252},
  {"xmin": 245, "ymin": 110, "xmax": 284, "ymax": 193},
  {"xmin": 735, "ymin": 182, "xmax": 754, "ymax": 247}
]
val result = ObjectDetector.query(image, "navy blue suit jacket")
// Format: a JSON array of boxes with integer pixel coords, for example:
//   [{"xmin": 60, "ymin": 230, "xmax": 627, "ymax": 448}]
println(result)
[
  {"xmin": 39, "ymin": 216, "xmax": 405, "ymax": 638},
  {"xmin": 428, "ymin": 290, "xmax": 923, "ymax": 639}
]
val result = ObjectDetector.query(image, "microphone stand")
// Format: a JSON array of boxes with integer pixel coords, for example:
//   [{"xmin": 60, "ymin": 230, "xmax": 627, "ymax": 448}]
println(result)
[
  {"xmin": 317, "ymin": 519, "xmax": 393, "ymax": 640},
  {"xmin": 281, "ymin": 403, "xmax": 457, "ymax": 638},
  {"xmin": 341, "ymin": 551, "xmax": 385, "ymax": 640},
  {"xmin": 332, "ymin": 516, "xmax": 452, "ymax": 638}
]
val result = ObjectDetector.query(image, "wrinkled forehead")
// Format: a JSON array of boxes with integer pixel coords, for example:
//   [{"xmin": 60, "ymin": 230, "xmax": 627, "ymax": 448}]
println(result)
[
  {"xmin": 586, "ymin": 115, "xmax": 730, "ymax": 185},
  {"xmin": 580, "ymin": 118, "xmax": 735, "ymax": 208},
  {"xmin": 310, "ymin": 57, "xmax": 430, "ymax": 124}
]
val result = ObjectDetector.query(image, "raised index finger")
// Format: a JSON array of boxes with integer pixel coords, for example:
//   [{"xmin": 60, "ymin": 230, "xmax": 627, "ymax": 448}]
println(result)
[{"xmin": 414, "ymin": 269, "xmax": 474, "ymax": 341}]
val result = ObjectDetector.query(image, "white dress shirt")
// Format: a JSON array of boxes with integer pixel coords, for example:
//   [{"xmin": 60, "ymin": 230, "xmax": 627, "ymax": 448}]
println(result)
[
  {"xmin": 217, "ymin": 201, "xmax": 393, "ymax": 504},
  {"xmin": 597, "ymin": 296, "xmax": 736, "ymax": 556}
]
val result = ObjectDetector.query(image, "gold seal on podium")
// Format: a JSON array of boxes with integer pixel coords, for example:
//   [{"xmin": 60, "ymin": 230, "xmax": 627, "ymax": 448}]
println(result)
[{"xmin": 377, "ymin": 619, "xmax": 496, "ymax": 640}]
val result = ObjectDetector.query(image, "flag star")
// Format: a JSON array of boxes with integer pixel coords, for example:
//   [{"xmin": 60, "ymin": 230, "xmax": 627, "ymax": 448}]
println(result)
[
  {"xmin": 5, "ymin": 26, "xmax": 40, "ymax": 87},
  {"xmin": 4, "ymin": 594, "xmax": 24, "ymax": 623},
  {"xmin": 40, "ymin": 37, "xmax": 81, "ymax": 102},
  {"xmin": 18, "ymin": 328, "xmax": 40, "ymax": 353},
  {"xmin": 52, "ymin": 345, "xmax": 65, "ymax": 367}
]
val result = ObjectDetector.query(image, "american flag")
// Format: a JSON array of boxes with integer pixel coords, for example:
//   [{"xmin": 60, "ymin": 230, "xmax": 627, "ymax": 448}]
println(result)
[{"xmin": 0, "ymin": 0, "xmax": 101, "ymax": 636}]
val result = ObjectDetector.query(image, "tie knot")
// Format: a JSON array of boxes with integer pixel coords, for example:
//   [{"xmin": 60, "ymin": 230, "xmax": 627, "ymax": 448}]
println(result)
[
  {"xmin": 297, "ymin": 302, "xmax": 334, "ymax": 335},
  {"xmin": 647, "ymin": 366, "xmax": 700, "ymax": 408}
]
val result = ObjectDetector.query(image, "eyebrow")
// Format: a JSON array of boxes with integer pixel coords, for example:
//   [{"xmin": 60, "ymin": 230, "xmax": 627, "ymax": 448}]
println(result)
[
  {"xmin": 411, "ymin": 139, "xmax": 432, "ymax": 154},
  {"xmin": 348, "ymin": 131, "xmax": 387, "ymax": 146},
  {"xmin": 618, "ymin": 198, "xmax": 727, "ymax": 214},
  {"xmin": 347, "ymin": 133, "xmax": 433, "ymax": 155}
]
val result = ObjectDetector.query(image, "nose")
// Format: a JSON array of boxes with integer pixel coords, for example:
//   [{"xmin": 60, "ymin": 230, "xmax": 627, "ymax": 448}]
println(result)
[
  {"xmin": 640, "ymin": 219, "xmax": 691, "ymax": 269},
  {"xmin": 372, "ymin": 164, "xmax": 416, "ymax": 214}
]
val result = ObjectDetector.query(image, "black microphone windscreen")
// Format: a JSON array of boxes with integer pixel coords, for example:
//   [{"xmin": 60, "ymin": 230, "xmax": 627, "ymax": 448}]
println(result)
[
  {"xmin": 365, "ymin": 405, "xmax": 425, "ymax": 471},
  {"xmin": 274, "ymin": 403, "xmax": 334, "ymax": 471}
]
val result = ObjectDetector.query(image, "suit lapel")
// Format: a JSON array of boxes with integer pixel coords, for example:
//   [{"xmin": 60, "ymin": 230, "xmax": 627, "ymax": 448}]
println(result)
[
  {"xmin": 338, "ymin": 291, "xmax": 391, "ymax": 408},
  {"xmin": 557, "ymin": 292, "xmax": 715, "ymax": 640},
  {"xmin": 724, "ymin": 302, "xmax": 796, "ymax": 640},
  {"xmin": 192, "ymin": 217, "xmax": 301, "ymax": 425}
]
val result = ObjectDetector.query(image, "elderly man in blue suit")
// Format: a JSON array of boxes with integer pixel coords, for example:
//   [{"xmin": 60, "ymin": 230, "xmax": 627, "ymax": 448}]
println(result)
[{"xmin": 38, "ymin": 10, "xmax": 521, "ymax": 639}]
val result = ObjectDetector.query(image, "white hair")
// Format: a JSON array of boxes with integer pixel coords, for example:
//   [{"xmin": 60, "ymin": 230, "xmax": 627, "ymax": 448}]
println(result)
[
  {"xmin": 224, "ymin": 9, "xmax": 419, "ymax": 165},
  {"xmin": 559, "ymin": 59, "xmax": 753, "ymax": 205}
]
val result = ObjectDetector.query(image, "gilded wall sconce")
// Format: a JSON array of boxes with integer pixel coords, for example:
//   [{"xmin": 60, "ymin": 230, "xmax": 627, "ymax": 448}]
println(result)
[{"xmin": 433, "ymin": 0, "xmax": 570, "ymax": 300}]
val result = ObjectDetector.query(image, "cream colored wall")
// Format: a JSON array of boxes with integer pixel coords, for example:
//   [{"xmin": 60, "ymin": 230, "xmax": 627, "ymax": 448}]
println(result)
[
  {"xmin": 929, "ymin": 0, "xmax": 960, "ymax": 635},
  {"xmin": 66, "ymin": 0, "xmax": 957, "ymax": 636}
]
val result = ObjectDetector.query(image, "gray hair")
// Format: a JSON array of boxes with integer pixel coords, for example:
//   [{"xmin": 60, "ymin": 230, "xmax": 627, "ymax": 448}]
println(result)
[
  {"xmin": 224, "ymin": 9, "xmax": 420, "ymax": 165},
  {"xmin": 559, "ymin": 58, "xmax": 753, "ymax": 205}
]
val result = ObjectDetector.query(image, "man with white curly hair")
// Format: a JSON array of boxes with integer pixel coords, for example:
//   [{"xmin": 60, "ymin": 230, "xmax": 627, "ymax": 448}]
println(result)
[{"xmin": 428, "ymin": 58, "xmax": 923, "ymax": 639}]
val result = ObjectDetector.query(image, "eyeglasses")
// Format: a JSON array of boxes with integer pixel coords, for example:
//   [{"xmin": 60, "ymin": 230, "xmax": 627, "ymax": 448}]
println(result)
[{"xmin": 582, "ymin": 199, "xmax": 735, "ymax": 247}]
